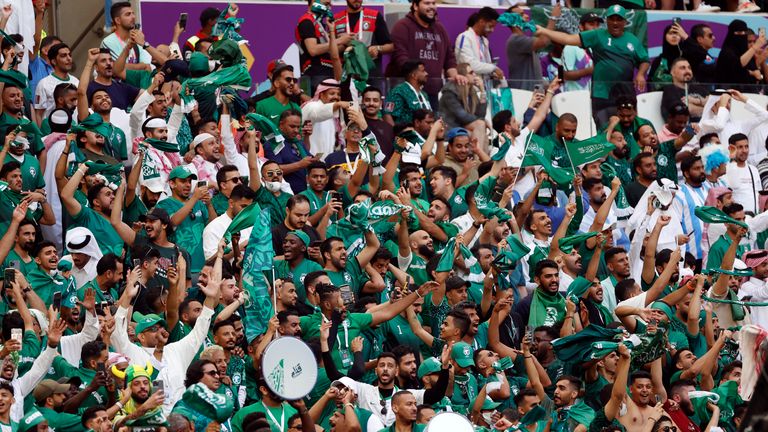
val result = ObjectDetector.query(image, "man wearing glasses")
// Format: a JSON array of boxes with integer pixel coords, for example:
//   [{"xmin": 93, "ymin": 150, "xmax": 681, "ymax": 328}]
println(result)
[
  {"xmin": 255, "ymin": 63, "xmax": 303, "ymax": 125},
  {"xmin": 681, "ymin": 24, "xmax": 718, "ymax": 84},
  {"xmin": 253, "ymin": 160, "xmax": 293, "ymax": 226}
]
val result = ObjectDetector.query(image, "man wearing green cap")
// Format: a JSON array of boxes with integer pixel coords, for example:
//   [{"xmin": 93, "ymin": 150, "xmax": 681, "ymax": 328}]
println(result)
[
  {"xmin": 60, "ymin": 162, "xmax": 123, "ymax": 256},
  {"xmin": 535, "ymin": 4, "xmax": 649, "ymax": 127},
  {"xmin": 18, "ymin": 409, "xmax": 48, "ymax": 432},
  {"xmin": 449, "ymin": 341, "xmax": 478, "ymax": 414},
  {"xmin": 34, "ymin": 378, "xmax": 86, "ymax": 431},
  {"xmin": 156, "ymin": 165, "xmax": 216, "ymax": 275},
  {"xmin": 274, "ymin": 230, "xmax": 323, "ymax": 304}
]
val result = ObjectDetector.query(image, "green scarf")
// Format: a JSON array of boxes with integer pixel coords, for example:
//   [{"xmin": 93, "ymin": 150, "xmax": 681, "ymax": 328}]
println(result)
[
  {"xmin": 224, "ymin": 202, "xmax": 260, "ymax": 243},
  {"xmin": 529, "ymin": 288, "xmax": 565, "ymax": 327},
  {"xmin": 552, "ymin": 324, "xmax": 623, "ymax": 364},
  {"xmin": 142, "ymin": 138, "xmax": 180, "ymax": 153},
  {"xmin": 564, "ymin": 401, "xmax": 595, "ymax": 428},
  {"xmin": 85, "ymin": 161, "xmax": 123, "ymax": 186}
]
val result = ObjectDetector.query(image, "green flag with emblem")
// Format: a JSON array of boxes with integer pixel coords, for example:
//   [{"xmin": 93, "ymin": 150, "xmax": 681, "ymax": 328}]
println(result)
[
  {"xmin": 521, "ymin": 133, "xmax": 574, "ymax": 186},
  {"xmin": 565, "ymin": 134, "xmax": 615, "ymax": 167},
  {"xmin": 241, "ymin": 206, "xmax": 275, "ymax": 342}
]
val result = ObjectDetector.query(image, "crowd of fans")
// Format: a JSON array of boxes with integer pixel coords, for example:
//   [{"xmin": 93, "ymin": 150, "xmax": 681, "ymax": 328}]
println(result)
[{"xmin": 0, "ymin": 0, "xmax": 763, "ymax": 431}]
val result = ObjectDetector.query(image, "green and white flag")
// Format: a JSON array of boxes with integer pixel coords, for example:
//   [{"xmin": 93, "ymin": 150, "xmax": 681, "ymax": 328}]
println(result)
[
  {"xmin": 241, "ymin": 206, "xmax": 275, "ymax": 342},
  {"xmin": 224, "ymin": 202, "xmax": 260, "ymax": 243},
  {"xmin": 565, "ymin": 135, "xmax": 615, "ymax": 167},
  {"xmin": 521, "ymin": 134, "xmax": 574, "ymax": 186}
]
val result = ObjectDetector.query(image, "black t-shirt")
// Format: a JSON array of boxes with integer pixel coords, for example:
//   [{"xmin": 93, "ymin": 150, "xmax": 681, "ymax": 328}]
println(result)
[
  {"xmin": 298, "ymin": 18, "xmax": 332, "ymax": 76},
  {"xmin": 342, "ymin": 11, "xmax": 391, "ymax": 74},
  {"xmin": 661, "ymin": 83, "xmax": 708, "ymax": 121},
  {"xmin": 367, "ymin": 117, "xmax": 394, "ymax": 163},
  {"xmin": 87, "ymin": 80, "xmax": 140, "ymax": 110}
]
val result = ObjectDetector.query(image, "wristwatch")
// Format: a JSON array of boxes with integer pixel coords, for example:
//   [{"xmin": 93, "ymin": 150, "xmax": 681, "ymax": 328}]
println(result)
[{"xmin": 143, "ymin": 42, "xmax": 150, "ymax": 50}]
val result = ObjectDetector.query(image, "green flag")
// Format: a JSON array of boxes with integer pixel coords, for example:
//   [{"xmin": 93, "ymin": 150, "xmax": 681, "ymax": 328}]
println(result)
[
  {"xmin": 245, "ymin": 113, "xmax": 285, "ymax": 154},
  {"xmin": 241, "ymin": 206, "xmax": 275, "ymax": 342},
  {"xmin": 558, "ymin": 231, "xmax": 598, "ymax": 254},
  {"xmin": 521, "ymin": 133, "xmax": 574, "ymax": 186},
  {"xmin": 491, "ymin": 137, "xmax": 512, "ymax": 162},
  {"xmin": 695, "ymin": 206, "xmax": 749, "ymax": 229},
  {"xmin": 224, "ymin": 202, "xmax": 260, "ymax": 243},
  {"xmin": 565, "ymin": 135, "xmax": 615, "ymax": 167},
  {"xmin": 436, "ymin": 237, "xmax": 476, "ymax": 273}
]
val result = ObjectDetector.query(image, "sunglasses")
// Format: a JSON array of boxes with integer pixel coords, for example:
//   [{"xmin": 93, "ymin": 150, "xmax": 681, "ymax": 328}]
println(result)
[
  {"xmin": 265, "ymin": 170, "xmax": 283, "ymax": 177},
  {"xmin": 204, "ymin": 370, "xmax": 220, "ymax": 377},
  {"xmin": 224, "ymin": 176, "xmax": 242, "ymax": 185},
  {"xmin": 660, "ymin": 427, "xmax": 677, "ymax": 432},
  {"xmin": 284, "ymin": 77, "xmax": 298, "ymax": 84},
  {"xmin": 380, "ymin": 399, "xmax": 388, "ymax": 416}
]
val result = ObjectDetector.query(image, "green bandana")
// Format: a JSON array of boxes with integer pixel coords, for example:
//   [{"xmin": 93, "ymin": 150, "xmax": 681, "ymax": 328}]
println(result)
[
  {"xmin": 566, "ymin": 276, "xmax": 592, "ymax": 300},
  {"xmin": 142, "ymin": 138, "xmax": 180, "ymax": 153},
  {"xmin": 552, "ymin": 324, "xmax": 623, "ymax": 364},
  {"xmin": 529, "ymin": 288, "xmax": 565, "ymax": 327},
  {"xmin": 245, "ymin": 113, "xmax": 285, "ymax": 153},
  {"xmin": 694, "ymin": 206, "xmax": 749, "ymax": 229},
  {"xmin": 224, "ymin": 202, "xmax": 260, "ymax": 243}
]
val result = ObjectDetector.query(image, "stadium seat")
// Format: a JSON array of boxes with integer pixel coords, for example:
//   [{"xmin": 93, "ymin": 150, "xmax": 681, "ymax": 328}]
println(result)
[
  {"xmin": 551, "ymin": 90, "xmax": 597, "ymax": 140},
  {"xmin": 636, "ymin": 91, "xmax": 665, "ymax": 133}
]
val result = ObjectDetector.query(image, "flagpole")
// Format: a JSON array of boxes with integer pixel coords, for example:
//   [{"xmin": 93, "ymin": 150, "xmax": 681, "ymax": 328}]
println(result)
[
  {"xmin": 511, "ymin": 131, "xmax": 534, "ymax": 187},
  {"xmin": 271, "ymin": 265, "xmax": 277, "ymax": 316},
  {"xmin": 561, "ymin": 137, "xmax": 577, "ymax": 179}
]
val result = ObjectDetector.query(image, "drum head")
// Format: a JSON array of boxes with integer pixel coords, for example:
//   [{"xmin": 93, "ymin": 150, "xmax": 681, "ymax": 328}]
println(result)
[
  {"xmin": 261, "ymin": 336, "xmax": 318, "ymax": 400},
  {"xmin": 425, "ymin": 412, "xmax": 474, "ymax": 432}
]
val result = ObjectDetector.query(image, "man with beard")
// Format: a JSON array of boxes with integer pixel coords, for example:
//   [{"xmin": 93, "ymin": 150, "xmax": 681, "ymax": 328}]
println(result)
[
  {"xmin": 558, "ymin": 247, "xmax": 583, "ymax": 293},
  {"xmin": 155, "ymin": 165, "xmax": 215, "ymax": 276},
  {"xmin": 254, "ymin": 63, "xmax": 302, "ymax": 120},
  {"xmin": 39, "ymin": 83, "xmax": 76, "ymax": 136},
  {"xmin": 130, "ymin": 74, "xmax": 178, "ymax": 187},
  {"xmin": 202, "ymin": 184, "xmax": 255, "ymax": 260},
  {"xmin": 456, "ymin": 7, "xmax": 502, "ymax": 87},
  {"xmin": 300, "ymin": 161, "xmax": 336, "ymax": 225},
  {"xmin": 603, "ymin": 122, "xmax": 633, "ymax": 187},
  {"xmin": 302, "ymin": 79, "xmax": 352, "ymax": 157},
  {"xmin": 443, "ymin": 128, "xmax": 488, "ymax": 187},
  {"xmin": 212, "ymin": 319, "xmax": 245, "ymax": 407},
  {"xmin": 190, "ymin": 132, "xmax": 224, "ymax": 185},
  {"xmin": 26, "ymin": 241, "xmax": 66, "ymax": 306},
  {"xmin": 387, "ymin": 0, "xmax": 466, "ymax": 108},
  {"xmin": 603, "ymin": 95, "xmax": 652, "ymax": 159},
  {"xmin": 266, "ymin": 110, "xmax": 317, "ymax": 194},
  {"xmin": 168, "ymin": 297, "xmax": 208, "ymax": 344},
  {"xmin": 61, "ymin": 163, "xmax": 122, "ymax": 256},
  {"xmin": 661, "ymin": 57, "xmax": 709, "ymax": 121},
  {"xmin": 519, "ymin": 208, "xmax": 552, "ymax": 284},
  {"xmin": 601, "ymin": 247, "xmax": 631, "ymax": 314},
  {"xmin": 428, "ymin": 166, "xmax": 467, "ymax": 220},
  {"xmin": 525, "ymin": 358, "xmax": 594, "ymax": 432},
  {"xmin": 101, "ymin": 2, "xmax": 151, "ymax": 66},
  {"xmin": 274, "ymin": 231, "xmax": 322, "ymax": 305},
  {"xmin": 50, "ymin": 339, "xmax": 111, "ymax": 410},
  {"xmin": 332, "ymin": 348, "xmax": 450, "ymax": 426},
  {"xmin": 112, "ymin": 256, "xmax": 220, "ymax": 409},
  {"xmin": 334, "ymin": 0, "xmax": 393, "ymax": 77},
  {"xmin": 76, "ymin": 73, "xmax": 128, "ymax": 163},
  {"xmin": 361, "ymin": 87, "xmax": 393, "ymax": 159},
  {"xmin": 393, "ymin": 346, "xmax": 420, "ymax": 389},
  {"xmin": 636, "ymin": 124, "xmax": 693, "ymax": 183},
  {"xmin": 3, "ymin": 218, "xmax": 37, "ymax": 275},
  {"xmin": 664, "ymin": 380, "xmax": 701, "ymax": 432},
  {"xmin": 82, "ymin": 406, "xmax": 113, "ymax": 432},
  {"xmin": 321, "ymin": 234, "xmax": 380, "ymax": 299},
  {"xmin": 515, "ymin": 260, "xmax": 565, "ymax": 328},
  {"xmin": 34, "ymin": 43, "xmax": 79, "ymax": 123},
  {"xmin": 300, "ymin": 280, "xmax": 436, "ymax": 373},
  {"xmin": 0, "ymin": 82, "xmax": 45, "ymax": 158},
  {"xmin": 625, "ymin": 153, "xmax": 658, "ymax": 208},
  {"xmin": 277, "ymin": 309, "xmax": 302, "ymax": 337},
  {"xmin": 0, "ymin": 161, "xmax": 54, "ymax": 233},
  {"xmin": 84, "ymin": 48, "xmax": 138, "ymax": 111},
  {"xmin": 78, "ymin": 253, "xmax": 123, "ymax": 304},
  {"xmin": 272, "ymin": 194, "xmax": 321, "ymax": 257},
  {"xmin": 112, "ymin": 364, "xmax": 166, "ymax": 429},
  {"xmin": 726, "ymin": 133, "xmax": 762, "ymax": 215},
  {"xmin": 62, "ymin": 227, "xmax": 103, "ymax": 289},
  {"xmin": 274, "ymin": 279, "xmax": 299, "ymax": 313},
  {"xmin": 384, "ymin": 61, "xmax": 432, "ymax": 126},
  {"xmin": 536, "ymin": 5, "xmax": 649, "ymax": 127},
  {"xmin": 675, "ymin": 156, "xmax": 708, "ymax": 264},
  {"xmin": 33, "ymin": 379, "xmax": 85, "ymax": 430}
]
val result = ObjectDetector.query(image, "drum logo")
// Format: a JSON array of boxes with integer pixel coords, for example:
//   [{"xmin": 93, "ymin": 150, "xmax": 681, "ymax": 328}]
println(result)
[{"xmin": 291, "ymin": 363, "xmax": 303, "ymax": 378}]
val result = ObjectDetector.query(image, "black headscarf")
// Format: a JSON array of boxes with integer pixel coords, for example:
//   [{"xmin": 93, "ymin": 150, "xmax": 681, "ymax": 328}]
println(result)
[{"xmin": 715, "ymin": 19, "xmax": 753, "ymax": 86}]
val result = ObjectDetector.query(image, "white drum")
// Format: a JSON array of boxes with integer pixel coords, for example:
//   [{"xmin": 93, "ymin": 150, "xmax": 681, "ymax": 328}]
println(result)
[
  {"xmin": 425, "ymin": 412, "xmax": 474, "ymax": 432},
  {"xmin": 261, "ymin": 336, "xmax": 318, "ymax": 400}
]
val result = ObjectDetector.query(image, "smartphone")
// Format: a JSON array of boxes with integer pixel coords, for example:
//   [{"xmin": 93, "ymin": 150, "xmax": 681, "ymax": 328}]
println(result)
[
  {"xmin": 557, "ymin": 65, "xmax": 565, "ymax": 82},
  {"xmin": 197, "ymin": 180, "xmax": 208, "ymax": 189},
  {"xmin": 525, "ymin": 325, "xmax": 534, "ymax": 342},
  {"xmin": 309, "ymin": 240, "xmax": 322, "ymax": 249},
  {"xmin": 52, "ymin": 292, "xmax": 62, "ymax": 311},
  {"xmin": 3, "ymin": 269, "xmax": 13, "ymax": 287},
  {"xmin": 95, "ymin": 302, "xmax": 104, "ymax": 315},
  {"xmin": 97, "ymin": 362, "xmax": 105, "ymax": 373},
  {"xmin": 99, "ymin": 47, "xmax": 111, "ymax": 55},
  {"xmin": 178, "ymin": 12, "xmax": 188, "ymax": 29},
  {"xmin": 655, "ymin": 394, "xmax": 662, "ymax": 404},
  {"xmin": 171, "ymin": 246, "xmax": 179, "ymax": 267},
  {"xmin": 152, "ymin": 379, "xmax": 164, "ymax": 394},
  {"xmin": 532, "ymin": 84, "xmax": 544, "ymax": 94},
  {"xmin": 10, "ymin": 328, "xmax": 21, "ymax": 342},
  {"xmin": 672, "ymin": 17, "xmax": 681, "ymax": 25},
  {"xmin": 9, "ymin": 261, "xmax": 19, "ymax": 271},
  {"xmin": 339, "ymin": 285, "xmax": 354, "ymax": 306},
  {"xmin": 330, "ymin": 191, "xmax": 342, "ymax": 203},
  {"xmin": 400, "ymin": 179, "xmax": 409, "ymax": 190},
  {"xmin": 761, "ymin": 27, "xmax": 766, "ymax": 38},
  {"xmin": 134, "ymin": 23, "xmax": 141, "ymax": 30},
  {"xmin": 133, "ymin": 259, "xmax": 141, "ymax": 269}
]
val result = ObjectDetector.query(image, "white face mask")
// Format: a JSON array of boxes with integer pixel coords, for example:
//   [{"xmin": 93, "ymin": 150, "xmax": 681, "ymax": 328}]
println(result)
[{"xmin": 264, "ymin": 181, "xmax": 282, "ymax": 193}]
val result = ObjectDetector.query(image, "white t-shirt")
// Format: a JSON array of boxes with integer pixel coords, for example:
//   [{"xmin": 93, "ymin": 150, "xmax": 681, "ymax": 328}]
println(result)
[
  {"xmin": 725, "ymin": 161, "xmax": 760, "ymax": 214},
  {"xmin": 34, "ymin": 73, "xmax": 79, "ymax": 119},
  {"xmin": 202, "ymin": 212, "xmax": 252, "ymax": 260}
]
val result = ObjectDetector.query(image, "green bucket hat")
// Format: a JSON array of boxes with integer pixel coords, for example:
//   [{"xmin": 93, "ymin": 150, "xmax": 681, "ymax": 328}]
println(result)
[
  {"xmin": 133, "ymin": 312, "xmax": 166, "ymax": 334},
  {"xmin": 417, "ymin": 357, "xmax": 442, "ymax": 378},
  {"xmin": 451, "ymin": 342, "xmax": 475, "ymax": 368}
]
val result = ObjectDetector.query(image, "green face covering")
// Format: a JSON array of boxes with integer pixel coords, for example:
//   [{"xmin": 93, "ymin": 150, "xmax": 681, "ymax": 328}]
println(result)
[{"xmin": 142, "ymin": 138, "xmax": 180, "ymax": 153}]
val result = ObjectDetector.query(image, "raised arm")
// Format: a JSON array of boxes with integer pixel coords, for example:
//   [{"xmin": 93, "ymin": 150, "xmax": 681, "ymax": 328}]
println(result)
[
  {"xmin": 605, "ymin": 344, "xmax": 631, "ymax": 421},
  {"xmin": 642, "ymin": 215, "xmax": 669, "ymax": 286},
  {"xmin": 585, "ymin": 177, "xmax": 620, "ymax": 249},
  {"xmin": 60, "ymin": 163, "xmax": 86, "ymax": 216},
  {"xmin": 710, "ymin": 226, "xmax": 743, "ymax": 297},
  {"xmin": 535, "ymin": 26, "xmax": 582, "ymax": 47},
  {"xmin": 526, "ymin": 79, "xmax": 559, "ymax": 133},
  {"xmin": 77, "ymin": 48, "xmax": 99, "ymax": 122},
  {"xmin": 369, "ymin": 281, "xmax": 437, "ymax": 326},
  {"xmin": 110, "ymin": 181, "xmax": 137, "ymax": 246}
]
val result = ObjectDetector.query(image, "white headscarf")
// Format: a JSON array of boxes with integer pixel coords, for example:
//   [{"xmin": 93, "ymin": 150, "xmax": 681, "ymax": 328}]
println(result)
[{"xmin": 63, "ymin": 227, "xmax": 103, "ymax": 289}]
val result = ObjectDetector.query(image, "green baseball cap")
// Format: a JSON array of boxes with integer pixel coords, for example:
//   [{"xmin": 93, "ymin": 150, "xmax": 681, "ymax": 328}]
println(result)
[
  {"xmin": 451, "ymin": 342, "xmax": 475, "ymax": 368},
  {"xmin": 169, "ymin": 165, "xmax": 198, "ymax": 181},
  {"xmin": 133, "ymin": 312, "xmax": 166, "ymax": 334},
  {"xmin": 18, "ymin": 408, "xmax": 46, "ymax": 430},
  {"xmin": 606, "ymin": 4, "xmax": 627, "ymax": 19},
  {"xmin": 288, "ymin": 230, "xmax": 310, "ymax": 247},
  {"xmin": 417, "ymin": 357, "xmax": 442, "ymax": 379},
  {"xmin": 61, "ymin": 289, "xmax": 78, "ymax": 309}
]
